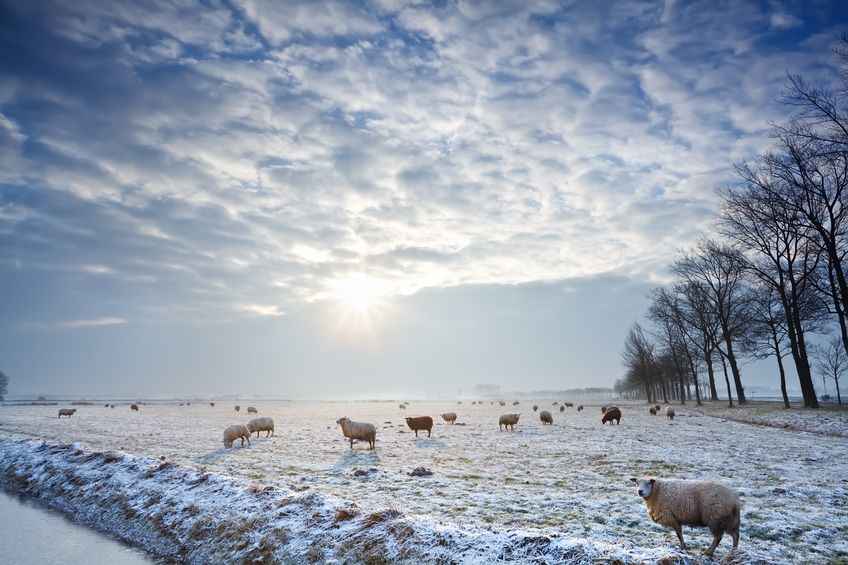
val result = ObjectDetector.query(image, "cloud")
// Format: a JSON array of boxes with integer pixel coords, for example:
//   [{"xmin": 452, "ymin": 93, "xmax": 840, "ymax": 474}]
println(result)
[
  {"xmin": 58, "ymin": 317, "xmax": 127, "ymax": 329},
  {"xmin": 0, "ymin": 0, "xmax": 844, "ymax": 330},
  {"xmin": 238, "ymin": 304, "xmax": 285, "ymax": 317}
]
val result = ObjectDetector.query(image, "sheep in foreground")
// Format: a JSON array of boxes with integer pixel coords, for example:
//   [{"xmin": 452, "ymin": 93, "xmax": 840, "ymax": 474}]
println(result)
[
  {"xmin": 223, "ymin": 424, "xmax": 251, "ymax": 448},
  {"xmin": 130, "ymin": 404, "xmax": 139, "ymax": 412},
  {"xmin": 405, "ymin": 416, "xmax": 434, "ymax": 437},
  {"xmin": 666, "ymin": 406, "xmax": 676, "ymax": 420},
  {"xmin": 247, "ymin": 416, "xmax": 275, "ymax": 437},
  {"xmin": 58, "ymin": 408, "xmax": 76, "ymax": 418},
  {"xmin": 601, "ymin": 406, "xmax": 621, "ymax": 425},
  {"xmin": 630, "ymin": 477, "xmax": 741, "ymax": 556},
  {"xmin": 336, "ymin": 417, "xmax": 376, "ymax": 450},
  {"xmin": 498, "ymin": 413, "xmax": 520, "ymax": 431},
  {"xmin": 247, "ymin": 406, "xmax": 258, "ymax": 414},
  {"xmin": 441, "ymin": 412, "xmax": 457, "ymax": 424},
  {"xmin": 539, "ymin": 410, "xmax": 553, "ymax": 425}
]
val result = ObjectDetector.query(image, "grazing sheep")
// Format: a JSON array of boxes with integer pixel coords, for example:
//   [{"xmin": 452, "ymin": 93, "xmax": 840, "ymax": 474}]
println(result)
[
  {"xmin": 552, "ymin": 401, "xmax": 559, "ymax": 406},
  {"xmin": 130, "ymin": 404, "xmax": 139, "ymax": 412},
  {"xmin": 234, "ymin": 405, "xmax": 240, "ymax": 412},
  {"xmin": 666, "ymin": 406, "xmax": 676, "ymax": 420},
  {"xmin": 577, "ymin": 405, "xmax": 583, "ymax": 412},
  {"xmin": 533, "ymin": 405, "xmax": 538, "ymax": 412},
  {"xmin": 601, "ymin": 406, "xmax": 622, "ymax": 425},
  {"xmin": 104, "ymin": 404, "xmax": 109, "ymax": 408},
  {"xmin": 405, "ymin": 416, "xmax": 434, "ymax": 437},
  {"xmin": 336, "ymin": 417, "xmax": 376, "ymax": 450},
  {"xmin": 457, "ymin": 401, "xmax": 462, "ymax": 405},
  {"xmin": 209, "ymin": 402, "xmax": 215, "ymax": 407},
  {"xmin": 498, "ymin": 413, "xmax": 520, "ymax": 431},
  {"xmin": 649, "ymin": 407, "xmax": 657, "ymax": 415},
  {"xmin": 247, "ymin": 406, "xmax": 258, "ymax": 414},
  {"xmin": 630, "ymin": 477, "xmax": 741, "ymax": 556},
  {"xmin": 109, "ymin": 404, "xmax": 115, "ymax": 409},
  {"xmin": 223, "ymin": 424, "xmax": 251, "ymax": 448},
  {"xmin": 539, "ymin": 410, "xmax": 553, "ymax": 425},
  {"xmin": 499, "ymin": 401, "xmax": 506, "ymax": 406},
  {"xmin": 247, "ymin": 417, "xmax": 275, "ymax": 437},
  {"xmin": 58, "ymin": 408, "xmax": 76, "ymax": 418},
  {"xmin": 565, "ymin": 402, "xmax": 574, "ymax": 408},
  {"xmin": 559, "ymin": 405, "xmax": 565, "ymax": 412},
  {"xmin": 441, "ymin": 412, "xmax": 457, "ymax": 424},
  {"xmin": 512, "ymin": 401, "xmax": 520, "ymax": 406}
]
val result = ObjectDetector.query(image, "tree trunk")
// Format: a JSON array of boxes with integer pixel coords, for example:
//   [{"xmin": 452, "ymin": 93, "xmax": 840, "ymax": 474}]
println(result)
[
  {"xmin": 837, "ymin": 378, "xmax": 842, "ymax": 405},
  {"xmin": 792, "ymin": 305, "xmax": 819, "ymax": 409},
  {"xmin": 723, "ymin": 335, "xmax": 747, "ymax": 404},
  {"xmin": 684, "ymin": 349, "xmax": 702, "ymax": 406},
  {"xmin": 704, "ymin": 346, "xmax": 718, "ymax": 401},
  {"xmin": 770, "ymin": 329, "xmax": 790, "ymax": 409},
  {"xmin": 719, "ymin": 350, "xmax": 733, "ymax": 407}
]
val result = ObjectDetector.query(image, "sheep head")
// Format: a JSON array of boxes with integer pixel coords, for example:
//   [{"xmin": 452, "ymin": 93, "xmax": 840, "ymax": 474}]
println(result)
[{"xmin": 630, "ymin": 477, "xmax": 656, "ymax": 498}]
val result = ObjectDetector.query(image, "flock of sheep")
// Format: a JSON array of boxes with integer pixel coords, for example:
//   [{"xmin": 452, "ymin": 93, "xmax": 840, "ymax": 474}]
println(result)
[
  {"xmin": 332, "ymin": 402, "xmax": 741, "ymax": 556},
  {"xmin": 51, "ymin": 399, "xmax": 742, "ymax": 556}
]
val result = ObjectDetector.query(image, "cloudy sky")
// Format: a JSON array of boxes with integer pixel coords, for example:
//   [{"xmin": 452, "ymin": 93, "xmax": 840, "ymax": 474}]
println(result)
[{"xmin": 1, "ymin": 1, "xmax": 846, "ymax": 398}]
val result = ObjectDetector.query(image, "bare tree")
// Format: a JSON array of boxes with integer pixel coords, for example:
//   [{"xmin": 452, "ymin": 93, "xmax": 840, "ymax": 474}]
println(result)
[
  {"xmin": 672, "ymin": 241, "xmax": 750, "ymax": 404},
  {"xmin": 747, "ymin": 284, "xmax": 792, "ymax": 408},
  {"xmin": 621, "ymin": 323, "xmax": 657, "ymax": 404},
  {"xmin": 814, "ymin": 337, "xmax": 845, "ymax": 405},
  {"xmin": 676, "ymin": 281, "xmax": 722, "ymax": 401}
]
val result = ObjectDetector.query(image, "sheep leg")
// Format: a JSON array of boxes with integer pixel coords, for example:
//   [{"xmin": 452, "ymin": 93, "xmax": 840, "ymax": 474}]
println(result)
[
  {"xmin": 730, "ymin": 527, "xmax": 739, "ymax": 549},
  {"xmin": 350, "ymin": 437, "xmax": 354, "ymax": 449},
  {"xmin": 674, "ymin": 524, "xmax": 687, "ymax": 550},
  {"xmin": 427, "ymin": 429, "xmax": 431, "ymax": 438},
  {"xmin": 705, "ymin": 529, "xmax": 723, "ymax": 556}
]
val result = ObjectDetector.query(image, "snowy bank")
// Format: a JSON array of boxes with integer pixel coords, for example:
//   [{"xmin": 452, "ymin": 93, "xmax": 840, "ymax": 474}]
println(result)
[{"xmin": 1, "ymin": 438, "xmax": 710, "ymax": 564}]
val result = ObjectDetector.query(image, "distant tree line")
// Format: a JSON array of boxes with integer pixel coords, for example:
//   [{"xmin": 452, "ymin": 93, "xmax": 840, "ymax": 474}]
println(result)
[{"xmin": 618, "ymin": 38, "xmax": 848, "ymax": 408}]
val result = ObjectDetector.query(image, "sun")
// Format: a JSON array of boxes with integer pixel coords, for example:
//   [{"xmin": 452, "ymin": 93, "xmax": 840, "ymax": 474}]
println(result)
[{"xmin": 330, "ymin": 273, "xmax": 385, "ymax": 315}]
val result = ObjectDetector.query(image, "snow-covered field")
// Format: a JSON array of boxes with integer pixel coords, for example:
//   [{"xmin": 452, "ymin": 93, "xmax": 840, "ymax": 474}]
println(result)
[{"xmin": 1, "ymin": 400, "xmax": 847, "ymax": 563}]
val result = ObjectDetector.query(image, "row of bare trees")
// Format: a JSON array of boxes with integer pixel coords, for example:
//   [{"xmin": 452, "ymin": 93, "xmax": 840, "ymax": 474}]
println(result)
[{"xmin": 618, "ymin": 38, "xmax": 848, "ymax": 408}]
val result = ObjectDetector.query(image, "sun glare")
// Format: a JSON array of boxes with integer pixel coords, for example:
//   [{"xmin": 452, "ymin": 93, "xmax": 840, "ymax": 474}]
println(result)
[{"xmin": 331, "ymin": 274, "xmax": 385, "ymax": 315}]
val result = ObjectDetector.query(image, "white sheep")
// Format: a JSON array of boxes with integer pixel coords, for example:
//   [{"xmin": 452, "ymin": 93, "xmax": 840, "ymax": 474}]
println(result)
[
  {"xmin": 336, "ymin": 417, "xmax": 376, "ymax": 450},
  {"xmin": 665, "ymin": 406, "xmax": 676, "ymax": 420},
  {"xmin": 630, "ymin": 477, "xmax": 741, "ymax": 556},
  {"xmin": 223, "ymin": 424, "xmax": 251, "ymax": 448},
  {"xmin": 247, "ymin": 417, "xmax": 275, "ymax": 437}
]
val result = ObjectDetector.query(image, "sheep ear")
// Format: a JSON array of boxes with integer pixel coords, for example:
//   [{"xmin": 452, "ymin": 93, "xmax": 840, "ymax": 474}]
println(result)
[{"xmin": 629, "ymin": 477, "xmax": 638, "ymax": 484}]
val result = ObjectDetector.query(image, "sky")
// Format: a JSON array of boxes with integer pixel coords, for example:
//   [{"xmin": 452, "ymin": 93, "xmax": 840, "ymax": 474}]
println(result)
[{"xmin": 1, "ymin": 1, "xmax": 847, "ymax": 399}]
